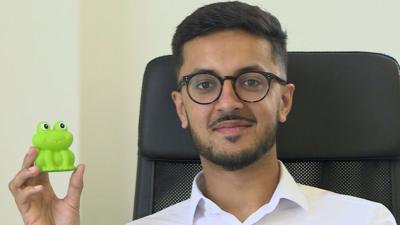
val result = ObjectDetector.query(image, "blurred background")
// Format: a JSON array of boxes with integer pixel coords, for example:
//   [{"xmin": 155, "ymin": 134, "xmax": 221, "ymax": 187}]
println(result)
[{"xmin": 1, "ymin": 0, "xmax": 399, "ymax": 224}]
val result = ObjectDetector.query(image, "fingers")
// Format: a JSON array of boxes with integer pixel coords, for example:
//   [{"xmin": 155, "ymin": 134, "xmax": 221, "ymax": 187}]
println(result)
[
  {"xmin": 9, "ymin": 166, "xmax": 41, "ymax": 194},
  {"xmin": 9, "ymin": 147, "xmax": 40, "ymax": 195},
  {"xmin": 9, "ymin": 147, "xmax": 44, "ymax": 213},
  {"xmin": 21, "ymin": 147, "xmax": 37, "ymax": 170},
  {"xmin": 15, "ymin": 185, "xmax": 43, "ymax": 207},
  {"xmin": 65, "ymin": 164, "xmax": 85, "ymax": 208}
]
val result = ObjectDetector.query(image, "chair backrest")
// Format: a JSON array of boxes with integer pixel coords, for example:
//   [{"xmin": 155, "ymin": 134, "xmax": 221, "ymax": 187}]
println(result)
[{"xmin": 134, "ymin": 52, "xmax": 400, "ymax": 223}]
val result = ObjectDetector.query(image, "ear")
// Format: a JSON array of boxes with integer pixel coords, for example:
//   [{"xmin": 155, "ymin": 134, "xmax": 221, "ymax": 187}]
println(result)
[
  {"xmin": 171, "ymin": 91, "xmax": 189, "ymax": 128},
  {"xmin": 278, "ymin": 84, "xmax": 295, "ymax": 123}
]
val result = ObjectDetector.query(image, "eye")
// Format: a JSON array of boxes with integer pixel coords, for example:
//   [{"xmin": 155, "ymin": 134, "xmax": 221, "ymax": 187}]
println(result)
[
  {"xmin": 41, "ymin": 122, "xmax": 50, "ymax": 131},
  {"xmin": 57, "ymin": 121, "xmax": 67, "ymax": 130},
  {"xmin": 54, "ymin": 121, "xmax": 68, "ymax": 131},
  {"xmin": 243, "ymin": 79, "xmax": 261, "ymax": 87},
  {"xmin": 238, "ymin": 73, "xmax": 266, "ymax": 91},
  {"xmin": 190, "ymin": 74, "xmax": 218, "ymax": 91},
  {"xmin": 195, "ymin": 80, "xmax": 215, "ymax": 89}
]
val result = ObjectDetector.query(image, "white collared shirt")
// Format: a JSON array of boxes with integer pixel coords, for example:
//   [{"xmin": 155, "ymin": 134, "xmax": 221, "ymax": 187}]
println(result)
[{"xmin": 129, "ymin": 162, "xmax": 397, "ymax": 225}]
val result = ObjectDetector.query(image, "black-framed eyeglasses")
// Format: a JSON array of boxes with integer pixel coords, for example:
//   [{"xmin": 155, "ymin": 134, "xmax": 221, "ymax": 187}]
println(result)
[{"xmin": 177, "ymin": 71, "xmax": 288, "ymax": 105}]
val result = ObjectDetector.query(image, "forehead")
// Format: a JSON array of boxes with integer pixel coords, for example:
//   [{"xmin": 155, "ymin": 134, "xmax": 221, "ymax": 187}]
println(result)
[{"xmin": 179, "ymin": 29, "xmax": 280, "ymax": 77}]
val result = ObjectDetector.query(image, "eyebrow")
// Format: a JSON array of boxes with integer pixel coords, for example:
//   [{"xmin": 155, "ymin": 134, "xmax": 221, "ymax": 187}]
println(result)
[
  {"xmin": 235, "ymin": 65, "xmax": 267, "ymax": 75},
  {"xmin": 189, "ymin": 68, "xmax": 217, "ymax": 75},
  {"xmin": 188, "ymin": 64, "xmax": 268, "ymax": 76}
]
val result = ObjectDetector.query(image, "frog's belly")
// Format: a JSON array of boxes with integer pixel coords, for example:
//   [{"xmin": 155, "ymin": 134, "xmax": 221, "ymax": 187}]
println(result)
[{"xmin": 53, "ymin": 153, "xmax": 63, "ymax": 166}]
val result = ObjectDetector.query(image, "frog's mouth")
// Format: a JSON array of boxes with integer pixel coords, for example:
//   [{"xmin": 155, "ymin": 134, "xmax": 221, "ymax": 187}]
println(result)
[{"xmin": 53, "ymin": 139, "xmax": 64, "ymax": 144}]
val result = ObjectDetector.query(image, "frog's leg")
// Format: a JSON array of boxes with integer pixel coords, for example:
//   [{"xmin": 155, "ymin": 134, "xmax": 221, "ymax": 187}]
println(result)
[
  {"xmin": 40, "ymin": 150, "xmax": 56, "ymax": 172},
  {"xmin": 35, "ymin": 149, "xmax": 46, "ymax": 171},
  {"xmin": 60, "ymin": 149, "xmax": 75, "ymax": 170}
]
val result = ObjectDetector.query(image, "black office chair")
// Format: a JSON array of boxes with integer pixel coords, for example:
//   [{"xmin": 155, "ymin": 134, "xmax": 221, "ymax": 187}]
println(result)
[{"xmin": 134, "ymin": 52, "xmax": 400, "ymax": 223}]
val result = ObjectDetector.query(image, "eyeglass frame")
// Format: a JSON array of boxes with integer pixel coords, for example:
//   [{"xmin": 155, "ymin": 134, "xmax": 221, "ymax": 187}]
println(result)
[{"xmin": 176, "ymin": 70, "xmax": 288, "ymax": 105}]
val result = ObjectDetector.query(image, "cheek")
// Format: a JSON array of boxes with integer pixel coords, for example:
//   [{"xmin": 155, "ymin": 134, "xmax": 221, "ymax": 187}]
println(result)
[
  {"xmin": 252, "ymin": 102, "xmax": 278, "ymax": 130},
  {"xmin": 185, "ymin": 104, "xmax": 212, "ymax": 133}
]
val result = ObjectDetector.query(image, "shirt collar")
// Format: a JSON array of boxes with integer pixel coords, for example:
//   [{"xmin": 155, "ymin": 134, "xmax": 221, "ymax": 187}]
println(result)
[
  {"xmin": 187, "ymin": 161, "xmax": 309, "ymax": 225},
  {"xmin": 187, "ymin": 171, "xmax": 206, "ymax": 224},
  {"xmin": 274, "ymin": 161, "xmax": 309, "ymax": 211}
]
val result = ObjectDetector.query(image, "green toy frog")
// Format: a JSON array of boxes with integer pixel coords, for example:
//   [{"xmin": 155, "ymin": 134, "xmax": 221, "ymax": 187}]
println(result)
[{"xmin": 32, "ymin": 121, "xmax": 76, "ymax": 172}]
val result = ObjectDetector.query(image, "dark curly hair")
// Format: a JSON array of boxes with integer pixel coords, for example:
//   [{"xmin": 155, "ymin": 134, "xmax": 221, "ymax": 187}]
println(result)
[{"xmin": 172, "ymin": 1, "xmax": 287, "ymax": 75}]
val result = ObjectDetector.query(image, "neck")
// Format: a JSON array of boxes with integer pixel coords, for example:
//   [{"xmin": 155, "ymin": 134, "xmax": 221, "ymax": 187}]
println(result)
[{"xmin": 200, "ymin": 149, "xmax": 280, "ymax": 222}]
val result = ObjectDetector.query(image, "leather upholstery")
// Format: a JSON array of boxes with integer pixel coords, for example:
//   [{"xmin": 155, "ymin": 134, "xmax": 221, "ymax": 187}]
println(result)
[
  {"xmin": 139, "ymin": 52, "xmax": 400, "ymax": 160},
  {"xmin": 134, "ymin": 52, "xmax": 400, "ymax": 222}
]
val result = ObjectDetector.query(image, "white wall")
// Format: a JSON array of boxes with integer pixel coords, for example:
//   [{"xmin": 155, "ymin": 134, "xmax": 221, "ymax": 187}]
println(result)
[
  {"xmin": 79, "ymin": 0, "xmax": 137, "ymax": 224},
  {"xmin": 2, "ymin": 0, "xmax": 399, "ymax": 225},
  {"xmin": 0, "ymin": 0, "xmax": 79, "ymax": 224}
]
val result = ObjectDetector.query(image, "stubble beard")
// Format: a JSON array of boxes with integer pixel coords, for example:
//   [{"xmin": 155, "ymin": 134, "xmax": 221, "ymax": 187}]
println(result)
[{"xmin": 189, "ymin": 115, "xmax": 278, "ymax": 171}]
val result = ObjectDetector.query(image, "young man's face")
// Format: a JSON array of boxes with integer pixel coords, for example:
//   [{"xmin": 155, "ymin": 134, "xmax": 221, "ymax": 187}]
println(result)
[{"xmin": 172, "ymin": 29, "xmax": 294, "ymax": 171}]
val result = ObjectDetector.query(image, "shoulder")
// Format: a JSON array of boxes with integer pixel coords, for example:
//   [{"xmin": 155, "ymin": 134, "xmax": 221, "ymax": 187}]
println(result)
[
  {"xmin": 300, "ymin": 184, "xmax": 385, "ymax": 208},
  {"xmin": 300, "ymin": 184, "xmax": 396, "ymax": 224},
  {"xmin": 126, "ymin": 200, "xmax": 191, "ymax": 225}
]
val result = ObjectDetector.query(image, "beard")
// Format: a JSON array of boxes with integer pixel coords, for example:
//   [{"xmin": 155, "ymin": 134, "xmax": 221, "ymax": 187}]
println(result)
[{"xmin": 189, "ymin": 112, "xmax": 278, "ymax": 171}]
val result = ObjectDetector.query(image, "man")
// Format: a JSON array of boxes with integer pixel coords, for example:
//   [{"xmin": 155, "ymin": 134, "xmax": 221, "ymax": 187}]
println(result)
[{"xmin": 9, "ymin": 1, "xmax": 397, "ymax": 225}]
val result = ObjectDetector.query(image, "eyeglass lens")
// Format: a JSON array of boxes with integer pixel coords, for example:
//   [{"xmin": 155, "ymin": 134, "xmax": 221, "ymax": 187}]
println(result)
[{"xmin": 187, "ymin": 72, "xmax": 270, "ymax": 104}]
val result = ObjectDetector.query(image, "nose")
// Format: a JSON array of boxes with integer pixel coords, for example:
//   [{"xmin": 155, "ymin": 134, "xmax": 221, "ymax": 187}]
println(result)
[{"xmin": 214, "ymin": 80, "xmax": 243, "ymax": 112}]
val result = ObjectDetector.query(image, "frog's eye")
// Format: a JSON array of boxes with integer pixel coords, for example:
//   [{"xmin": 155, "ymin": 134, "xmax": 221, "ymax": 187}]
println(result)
[
  {"xmin": 59, "ymin": 122, "xmax": 66, "ymax": 129},
  {"xmin": 40, "ymin": 122, "xmax": 50, "ymax": 131},
  {"xmin": 54, "ymin": 121, "xmax": 68, "ymax": 131}
]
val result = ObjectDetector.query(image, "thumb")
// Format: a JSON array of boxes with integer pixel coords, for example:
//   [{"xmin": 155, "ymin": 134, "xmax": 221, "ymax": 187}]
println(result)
[{"xmin": 65, "ymin": 164, "xmax": 85, "ymax": 208}]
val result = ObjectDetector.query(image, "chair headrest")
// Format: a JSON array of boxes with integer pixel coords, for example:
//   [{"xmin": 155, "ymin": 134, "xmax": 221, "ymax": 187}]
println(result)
[{"xmin": 139, "ymin": 52, "xmax": 400, "ymax": 160}]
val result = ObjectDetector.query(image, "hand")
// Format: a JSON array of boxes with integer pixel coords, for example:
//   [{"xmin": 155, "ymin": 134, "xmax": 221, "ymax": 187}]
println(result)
[{"xmin": 9, "ymin": 147, "xmax": 85, "ymax": 225}]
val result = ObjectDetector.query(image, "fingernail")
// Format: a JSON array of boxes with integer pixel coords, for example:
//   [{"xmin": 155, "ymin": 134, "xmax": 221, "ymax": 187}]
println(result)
[
  {"xmin": 34, "ymin": 185, "xmax": 42, "ymax": 190},
  {"xmin": 28, "ymin": 147, "xmax": 36, "ymax": 155},
  {"xmin": 81, "ymin": 164, "xmax": 86, "ymax": 173},
  {"xmin": 28, "ymin": 166, "xmax": 36, "ymax": 172},
  {"xmin": 73, "ymin": 165, "xmax": 85, "ymax": 176}
]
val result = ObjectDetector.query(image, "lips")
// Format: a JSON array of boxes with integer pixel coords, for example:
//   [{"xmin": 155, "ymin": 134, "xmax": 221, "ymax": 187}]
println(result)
[{"xmin": 212, "ymin": 120, "xmax": 253, "ymax": 135}]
